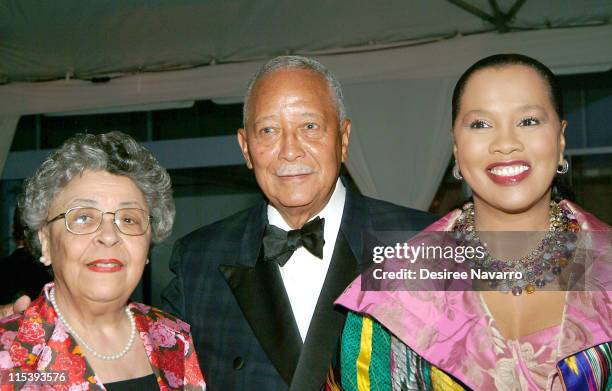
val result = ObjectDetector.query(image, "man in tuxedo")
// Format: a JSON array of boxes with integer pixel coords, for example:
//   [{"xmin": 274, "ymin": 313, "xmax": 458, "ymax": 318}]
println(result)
[{"xmin": 161, "ymin": 55, "xmax": 435, "ymax": 390}]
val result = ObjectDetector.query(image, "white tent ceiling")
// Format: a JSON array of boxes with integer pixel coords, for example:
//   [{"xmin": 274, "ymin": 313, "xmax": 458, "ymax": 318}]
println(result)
[
  {"xmin": 1, "ymin": 1, "xmax": 612, "ymax": 211},
  {"xmin": 1, "ymin": 0, "xmax": 612, "ymax": 83}
]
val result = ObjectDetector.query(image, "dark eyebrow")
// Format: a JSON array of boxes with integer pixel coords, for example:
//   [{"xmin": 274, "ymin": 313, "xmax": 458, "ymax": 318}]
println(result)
[
  {"xmin": 462, "ymin": 109, "xmax": 490, "ymax": 117},
  {"xmin": 462, "ymin": 105, "xmax": 548, "ymax": 117},
  {"xmin": 517, "ymin": 104, "xmax": 546, "ymax": 112}
]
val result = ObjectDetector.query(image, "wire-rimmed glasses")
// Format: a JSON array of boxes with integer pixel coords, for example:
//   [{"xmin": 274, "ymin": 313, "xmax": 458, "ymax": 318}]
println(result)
[{"xmin": 46, "ymin": 206, "xmax": 151, "ymax": 236}]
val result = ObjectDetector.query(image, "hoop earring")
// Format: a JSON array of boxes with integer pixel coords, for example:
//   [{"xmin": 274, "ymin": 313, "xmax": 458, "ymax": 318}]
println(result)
[
  {"xmin": 452, "ymin": 162, "xmax": 463, "ymax": 180},
  {"xmin": 556, "ymin": 159, "xmax": 569, "ymax": 175}
]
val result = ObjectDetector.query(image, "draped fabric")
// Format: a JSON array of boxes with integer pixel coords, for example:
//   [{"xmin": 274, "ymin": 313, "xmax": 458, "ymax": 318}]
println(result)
[
  {"xmin": 340, "ymin": 311, "xmax": 467, "ymax": 391},
  {"xmin": 336, "ymin": 201, "xmax": 612, "ymax": 390},
  {"xmin": 557, "ymin": 344, "xmax": 612, "ymax": 391},
  {"xmin": 2, "ymin": 26, "xmax": 612, "ymax": 208}
]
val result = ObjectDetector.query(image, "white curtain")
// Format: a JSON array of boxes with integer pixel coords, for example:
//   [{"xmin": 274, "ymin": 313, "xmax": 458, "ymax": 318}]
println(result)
[
  {"xmin": 1, "ymin": 26, "xmax": 611, "ymax": 209},
  {"xmin": 0, "ymin": 117, "xmax": 20, "ymax": 178},
  {"xmin": 344, "ymin": 77, "xmax": 455, "ymax": 210}
]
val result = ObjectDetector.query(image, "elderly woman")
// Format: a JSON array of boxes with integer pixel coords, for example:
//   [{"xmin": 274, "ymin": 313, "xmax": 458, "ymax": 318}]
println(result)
[
  {"xmin": 336, "ymin": 54, "xmax": 611, "ymax": 390},
  {"xmin": 0, "ymin": 132, "xmax": 206, "ymax": 390}
]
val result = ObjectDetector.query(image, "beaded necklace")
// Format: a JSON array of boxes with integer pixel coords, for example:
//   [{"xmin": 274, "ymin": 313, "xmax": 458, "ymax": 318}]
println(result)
[{"xmin": 453, "ymin": 201, "xmax": 580, "ymax": 295}]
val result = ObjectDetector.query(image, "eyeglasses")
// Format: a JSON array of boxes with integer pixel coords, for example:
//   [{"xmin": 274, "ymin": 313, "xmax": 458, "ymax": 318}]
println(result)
[{"xmin": 46, "ymin": 207, "xmax": 151, "ymax": 236}]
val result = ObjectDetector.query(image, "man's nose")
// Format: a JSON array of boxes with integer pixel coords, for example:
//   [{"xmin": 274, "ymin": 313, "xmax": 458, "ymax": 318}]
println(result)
[{"xmin": 278, "ymin": 130, "xmax": 305, "ymax": 161}]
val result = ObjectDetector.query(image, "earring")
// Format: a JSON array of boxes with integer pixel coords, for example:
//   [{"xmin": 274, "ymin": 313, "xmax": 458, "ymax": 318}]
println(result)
[
  {"xmin": 39, "ymin": 256, "xmax": 50, "ymax": 266},
  {"xmin": 452, "ymin": 162, "xmax": 463, "ymax": 180},
  {"xmin": 145, "ymin": 258, "xmax": 150, "ymax": 265},
  {"xmin": 556, "ymin": 159, "xmax": 569, "ymax": 174}
]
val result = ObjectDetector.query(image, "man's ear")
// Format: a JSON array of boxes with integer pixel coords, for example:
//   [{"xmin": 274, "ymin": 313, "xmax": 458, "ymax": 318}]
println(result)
[
  {"xmin": 340, "ymin": 119, "xmax": 352, "ymax": 163},
  {"xmin": 38, "ymin": 227, "xmax": 52, "ymax": 266},
  {"xmin": 237, "ymin": 128, "xmax": 253, "ymax": 169}
]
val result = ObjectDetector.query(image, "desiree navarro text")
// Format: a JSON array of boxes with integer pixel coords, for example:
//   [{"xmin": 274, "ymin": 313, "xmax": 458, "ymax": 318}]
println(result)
[
  {"xmin": 372, "ymin": 243, "xmax": 486, "ymax": 264},
  {"xmin": 372, "ymin": 268, "xmax": 523, "ymax": 281}
]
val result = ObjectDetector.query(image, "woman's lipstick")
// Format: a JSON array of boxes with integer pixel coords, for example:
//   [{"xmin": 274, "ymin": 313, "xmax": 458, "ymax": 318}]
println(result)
[
  {"xmin": 485, "ymin": 161, "xmax": 531, "ymax": 185},
  {"xmin": 86, "ymin": 259, "xmax": 125, "ymax": 273}
]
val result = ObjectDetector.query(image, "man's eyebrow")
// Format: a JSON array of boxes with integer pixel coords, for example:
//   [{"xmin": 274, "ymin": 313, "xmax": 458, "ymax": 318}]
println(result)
[
  {"xmin": 254, "ymin": 115, "xmax": 278, "ymax": 125},
  {"xmin": 300, "ymin": 112, "xmax": 323, "ymax": 119}
]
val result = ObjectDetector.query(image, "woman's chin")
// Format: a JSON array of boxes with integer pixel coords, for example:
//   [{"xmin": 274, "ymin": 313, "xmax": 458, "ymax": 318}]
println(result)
[
  {"xmin": 79, "ymin": 284, "xmax": 133, "ymax": 304},
  {"xmin": 473, "ymin": 190, "xmax": 550, "ymax": 215}
]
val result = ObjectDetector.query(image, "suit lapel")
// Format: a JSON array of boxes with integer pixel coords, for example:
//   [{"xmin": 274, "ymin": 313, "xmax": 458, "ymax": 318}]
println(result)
[
  {"xmin": 290, "ymin": 231, "xmax": 359, "ymax": 390},
  {"xmin": 339, "ymin": 183, "xmax": 372, "ymax": 269},
  {"xmin": 220, "ymin": 184, "xmax": 371, "ymax": 389},
  {"xmin": 219, "ymin": 202, "xmax": 302, "ymax": 386}
]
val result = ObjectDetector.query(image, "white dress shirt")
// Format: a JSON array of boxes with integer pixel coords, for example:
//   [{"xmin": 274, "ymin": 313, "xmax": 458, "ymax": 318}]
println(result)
[{"xmin": 267, "ymin": 179, "xmax": 346, "ymax": 341}]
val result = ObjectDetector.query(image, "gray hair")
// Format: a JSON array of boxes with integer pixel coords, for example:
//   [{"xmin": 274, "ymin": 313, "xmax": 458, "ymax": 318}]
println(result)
[
  {"xmin": 19, "ymin": 131, "xmax": 175, "ymax": 254},
  {"xmin": 242, "ymin": 55, "xmax": 347, "ymax": 128}
]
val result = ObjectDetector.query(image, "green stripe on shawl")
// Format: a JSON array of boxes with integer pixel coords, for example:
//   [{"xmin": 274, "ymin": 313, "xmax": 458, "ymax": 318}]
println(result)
[
  {"xmin": 341, "ymin": 312, "xmax": 392, "ymax": 390},
  {"xmin": 369, "ymin": 317, "xmax": 391, "ymax": 390},
  {"xmin": 341, "ymin": 311, "xmax": 363, "ymax": 390}
]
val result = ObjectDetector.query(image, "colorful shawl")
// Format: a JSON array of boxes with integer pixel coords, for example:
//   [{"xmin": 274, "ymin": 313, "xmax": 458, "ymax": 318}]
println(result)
[{"xmin": 336, "ymin": 201, "xmax": 611, "ymax": 390}]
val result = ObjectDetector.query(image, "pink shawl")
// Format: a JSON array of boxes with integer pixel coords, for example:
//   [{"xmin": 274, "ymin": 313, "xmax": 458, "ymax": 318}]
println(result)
[{"xmin": 335, "ymin": 201, "xmax": 611, "ymax": 390}]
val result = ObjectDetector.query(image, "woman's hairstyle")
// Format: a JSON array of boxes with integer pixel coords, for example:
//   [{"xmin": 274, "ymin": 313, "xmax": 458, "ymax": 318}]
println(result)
[
  {"xmin": 450, "ymin": 53, "xmax": 575, "ymax": 202},
  {"xmin": 20, "ymin": 131, "xmax": 175, "ymax": 254},
  {"xmin": 451, "ymin": 53, "xmax": 564, "ymax": 124}
]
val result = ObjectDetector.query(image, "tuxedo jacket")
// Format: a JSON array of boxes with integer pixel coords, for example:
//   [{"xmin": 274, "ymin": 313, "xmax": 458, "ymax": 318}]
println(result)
[{"xmin": 161, "ymin": 184, "xmax": 435, "ymax": 391}]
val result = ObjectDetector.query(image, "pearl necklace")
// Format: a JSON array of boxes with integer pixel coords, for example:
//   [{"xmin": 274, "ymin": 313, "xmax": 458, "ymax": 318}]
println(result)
[{"xmin": 49, "ymin": 288, "xmax": 137, "ymax": 360}]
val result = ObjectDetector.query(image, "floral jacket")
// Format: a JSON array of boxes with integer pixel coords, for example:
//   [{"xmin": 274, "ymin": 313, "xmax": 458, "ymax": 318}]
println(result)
[{"xmin": 0, "ymin": 284, "xmax": 206, "ymax": 390}]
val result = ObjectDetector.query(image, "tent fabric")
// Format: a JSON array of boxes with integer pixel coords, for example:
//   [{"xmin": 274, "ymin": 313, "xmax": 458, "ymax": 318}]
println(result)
[
  {"xmin": 1, "ymin": 25, "xmax": 611, "ymax": 118},
  {"xmin": 1, "ymin": 23, "xmax": 612, "ymax": 209},
  {"xmin": 1, "ymin": 1, "xmax": 612, "ymax": 83}
]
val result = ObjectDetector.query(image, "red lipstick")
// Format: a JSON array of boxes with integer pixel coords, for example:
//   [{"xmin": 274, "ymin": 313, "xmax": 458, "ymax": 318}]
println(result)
[
  {"xmin": 485, "ymin": 160, "xmax": 531, "ymax": 185},
  {"xmin": 86, "ymin": 259, "xmax": 125, "ymax": 273}
]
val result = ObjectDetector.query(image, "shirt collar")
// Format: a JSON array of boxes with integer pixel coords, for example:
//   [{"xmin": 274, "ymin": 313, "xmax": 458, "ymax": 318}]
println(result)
[{"xmin": 267, "ymin": 178, "xmax": 346, "ymax": 232}]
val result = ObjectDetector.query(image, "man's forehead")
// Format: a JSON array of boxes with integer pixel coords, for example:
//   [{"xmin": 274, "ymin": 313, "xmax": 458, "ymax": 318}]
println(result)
[
  {"xmin": 244, "ymin": 66, "xmax": 341, "ymax": 128},
  {"xmin": 254, "ymin": 67, "xmax": 327, "ymax": 92},
  {"xmin": 254, "ymin": 112, "xmax": 324, "ymax": 125}
]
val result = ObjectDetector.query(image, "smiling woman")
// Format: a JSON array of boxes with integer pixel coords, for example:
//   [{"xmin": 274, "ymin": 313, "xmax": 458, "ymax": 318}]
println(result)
[
  {"xmin": 335, "ymin": 54, "xmax": 611, "ymax": 390},
  {"xmin": 0, "ymin": 132, "xmax": 205, "ymax": 390}
]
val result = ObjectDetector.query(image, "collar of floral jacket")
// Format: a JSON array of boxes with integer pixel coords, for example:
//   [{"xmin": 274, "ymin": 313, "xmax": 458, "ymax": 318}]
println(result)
[{"xmin": 3, "ymin": 283, "xmax": 205, "ymax": 390}]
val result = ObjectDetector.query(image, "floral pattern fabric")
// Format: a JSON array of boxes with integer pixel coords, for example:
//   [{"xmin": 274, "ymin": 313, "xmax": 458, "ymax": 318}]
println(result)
[{"xmin": 0, "ymin": 284, "xmax": 206, "ymax": 390}]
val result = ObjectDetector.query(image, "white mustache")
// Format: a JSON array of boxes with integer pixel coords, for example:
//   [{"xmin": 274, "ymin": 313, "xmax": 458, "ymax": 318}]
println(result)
[{"xmin": 276, "ymin": 164, "xmax": 315, "ymax": 176}]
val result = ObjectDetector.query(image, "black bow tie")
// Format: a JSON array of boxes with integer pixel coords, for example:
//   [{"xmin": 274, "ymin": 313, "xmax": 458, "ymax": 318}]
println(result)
[{"xmin": 262, "ymin": 217, "xmax": 325, "ymax": 266}]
